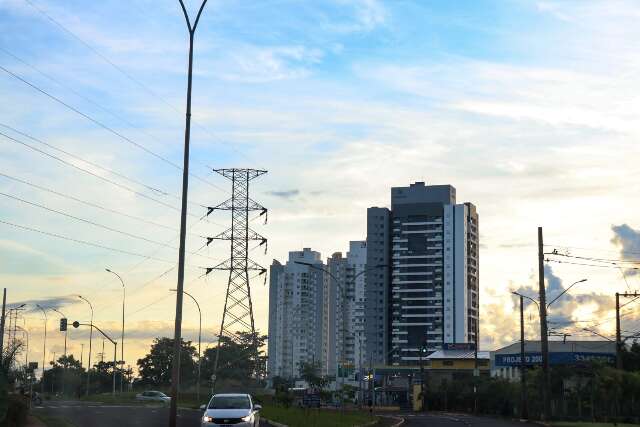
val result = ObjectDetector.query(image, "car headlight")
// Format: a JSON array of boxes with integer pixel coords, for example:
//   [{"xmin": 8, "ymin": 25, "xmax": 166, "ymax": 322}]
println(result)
[
  {"xmin": 202, "ymin": 415, "xmax": 214, "ymax": 422},
  {"xmin": 241, "ymin": 414, "xmax": 253, "ymax": 422}
]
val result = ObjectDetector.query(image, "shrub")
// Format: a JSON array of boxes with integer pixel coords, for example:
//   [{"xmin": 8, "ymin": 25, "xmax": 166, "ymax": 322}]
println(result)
[{"xmin": 5, "ymin": 394, "xmax": 28, "ymax": 427}]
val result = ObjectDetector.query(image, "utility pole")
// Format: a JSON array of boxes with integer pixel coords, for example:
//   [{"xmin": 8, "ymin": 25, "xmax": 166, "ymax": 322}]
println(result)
[
  {"xmin": 0, "ymin": 288, "xmax": 6, "ymax": 366},
  {"xmin": 616, "ymin": 292, "xmax": 622, "ymax": 370},
  {"xmin": 170, "ymin": 2, "xmax": 208, "ymax": 426},
  {"xmin": 537, "ymin": 227, "xmax": 551, "ymax": 421},
  {"xmin": 616, "ymin": 292, "xmax": 640, "ymax": 370},
  {"xmin": 80, "ymin": 343, "xmax": 84, "ymax": 368},
  {"xmin": 518, "ymin": 295, "xmax": 528, "ymax": 420}
]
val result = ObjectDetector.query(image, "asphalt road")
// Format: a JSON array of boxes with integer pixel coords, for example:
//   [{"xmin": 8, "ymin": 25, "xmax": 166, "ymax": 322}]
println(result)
[
  {"xmin": 400, "ymin": 411, "xmax": 530, "ymax": 427},
  {"xmin": 33, "ymin": 400, "xmax": 204, "ymax": 427},
  {"xmin": 34, "ymin": 402, "xmax": 528, "ymax": 427}
]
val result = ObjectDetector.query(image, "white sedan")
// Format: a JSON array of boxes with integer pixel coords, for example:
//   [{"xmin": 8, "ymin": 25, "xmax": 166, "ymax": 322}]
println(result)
[
  {"xmin": 135, "ymin": 390, "xmax": 171, "ymax": 403},
  {"xmin": 201, "ymin": 393, "xmax": 261, "ymax": 427}
]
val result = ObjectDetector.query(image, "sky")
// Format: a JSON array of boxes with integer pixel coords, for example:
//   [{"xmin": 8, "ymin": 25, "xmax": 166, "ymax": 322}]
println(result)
[{"xmin": 1, "ymin": 0, "xmax": 640, "ymax": 376}]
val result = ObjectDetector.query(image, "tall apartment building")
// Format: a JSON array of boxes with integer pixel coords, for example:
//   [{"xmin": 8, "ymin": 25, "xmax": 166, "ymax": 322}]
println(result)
[
  {"xmin": 324, "ymin": 242, "xmax": 368, "ymax": 377},
  {"xmin": 366, "ymin": 182, "xmax": 479, "ymax": 366},
  {"xmin": 267, "ymin": 248, "xmax": 325, "ymax": 379}
]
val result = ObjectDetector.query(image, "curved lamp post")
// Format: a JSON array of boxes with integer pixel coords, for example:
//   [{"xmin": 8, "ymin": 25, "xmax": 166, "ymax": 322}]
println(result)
[
  {"xmin": 106, "ymin": 268, "xmax": 125, "ymax": 393},
  {"xmin": 78, "ymin": 295, "xmax": 93, "ymax": 396},
  {"xmin": 35, "ymin": 304, "xmax": 47, "ymax": 394},
  {"xmin": 170, "ymin": 288, "xmax": 201, "ymax": 403},
  {"xmin": 294, "ymin": 261, "xmax": 387, "ymax": 410}
]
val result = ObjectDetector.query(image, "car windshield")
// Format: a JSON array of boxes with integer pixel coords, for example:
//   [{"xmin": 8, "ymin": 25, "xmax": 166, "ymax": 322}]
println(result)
[{"xmin": 209, "ymin": 396, "xmax": 251, "ymax": 409}]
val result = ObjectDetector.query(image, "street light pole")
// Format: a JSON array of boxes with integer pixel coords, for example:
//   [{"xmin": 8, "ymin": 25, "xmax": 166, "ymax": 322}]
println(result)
[
  {"xmin": 170, "ymin": 289, "xmax": 201, "ymax": 403},
  {"xmin": 72, "ymin": 321, "xmax": 117, "ymax": 396},
  {"xmin": 51, "ymin": 308, "xmax": 67, "ymax": 396},
  {"xmin": 170, "ymin": 2, "xmax": 208, "ymax": 426},
  {"xmin": 512, "ymin": 293, "xmax": 528, "ymax": 420},
  {"xmin": 36, "ymin": 304, "xmax": 47, "ymax": 394},
  {"xmin": 78, "ymin": 295, "xmax": 93, "ymax": 396},
  {"xmin": 294, "ymin": 261, "xmax": 387, "ymax": 411},
  {"xmin": 106, "ymin": 268, "xmax": 126, "ymax": 393}
]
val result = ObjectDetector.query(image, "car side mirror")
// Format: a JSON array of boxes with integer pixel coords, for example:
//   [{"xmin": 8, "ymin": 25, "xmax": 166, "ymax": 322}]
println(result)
[
  {"xmin": 199, "ymin": 404, "xmax": 206, "ymax": 410},
  {"xmin": 254, "ymin": 404, "xmax": 262, "ymax": 411}
]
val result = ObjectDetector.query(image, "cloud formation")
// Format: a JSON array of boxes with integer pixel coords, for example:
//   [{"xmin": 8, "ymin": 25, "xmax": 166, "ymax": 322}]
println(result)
[
  {"xmin": 611, "ymin": 224, "xmax": 640, "ymax": 276},
  {"xmin": 266, "ymin": 189, "xmax": 300, "ymax": 199}
]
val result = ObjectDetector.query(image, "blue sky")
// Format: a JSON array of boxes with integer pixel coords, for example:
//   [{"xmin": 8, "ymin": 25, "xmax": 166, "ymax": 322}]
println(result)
[{"xmin": 2, "ymin": 0, "xmax": 640, "ymax": 371}]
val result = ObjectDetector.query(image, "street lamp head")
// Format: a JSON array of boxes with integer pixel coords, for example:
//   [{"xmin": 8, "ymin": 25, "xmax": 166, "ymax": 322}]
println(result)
[
  {"xmin": 578, "ymin": 279, "xmax": 587, "ymax": 283},
  {"xmin": 105, "ymin": 268, "xmax": 111, "ymax": 273}
]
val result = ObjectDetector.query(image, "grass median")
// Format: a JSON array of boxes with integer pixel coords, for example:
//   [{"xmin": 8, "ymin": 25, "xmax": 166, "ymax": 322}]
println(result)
[
  {"xmin": 551, "ymin": 423, "xmax": 640, "ymax": 427},
  {"xmin": 260, "ymin": 405, "xmax": 376, "ymax": 427},
  {"xmin": 33, "ymin": 414, "xmax": 76, "ymax": 427}
]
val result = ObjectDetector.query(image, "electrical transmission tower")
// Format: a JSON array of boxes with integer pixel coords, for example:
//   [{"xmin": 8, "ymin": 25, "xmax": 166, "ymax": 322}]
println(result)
[{"xmin": 205, "ymin": 168, "xmax": 267, "ymax": 386}]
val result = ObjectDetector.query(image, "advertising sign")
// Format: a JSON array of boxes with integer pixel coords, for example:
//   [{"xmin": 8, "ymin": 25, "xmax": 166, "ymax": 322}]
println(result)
[{"xmin": 494, "ymin": 352, "xmax": 615, "ymax": 367}]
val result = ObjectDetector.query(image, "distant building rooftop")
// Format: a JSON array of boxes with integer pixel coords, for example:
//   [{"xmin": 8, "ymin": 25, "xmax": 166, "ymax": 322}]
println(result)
[{"xmin": 427, "ymin": 350, "xmax": 490, "ymax": 360}]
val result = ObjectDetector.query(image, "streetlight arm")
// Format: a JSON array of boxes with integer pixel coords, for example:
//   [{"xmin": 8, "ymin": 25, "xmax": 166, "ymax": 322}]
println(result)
[
  {"xmin": 512, "ymin": 292, "xmax": 540, "ymax": 312},
  {"xmin": 106, "ymin": 269, "xmax": 125, "ymax": 288},
  {"xmin": 50, "ymin": 308, "xmax": 66, "ymax": 318},
  {"xmin": 547, "ymin": 279, "xmax": 587, "ymax": 308},
  {"xmin": 74, "ymin": 322, "xmax": 116, "ymax": 345}
]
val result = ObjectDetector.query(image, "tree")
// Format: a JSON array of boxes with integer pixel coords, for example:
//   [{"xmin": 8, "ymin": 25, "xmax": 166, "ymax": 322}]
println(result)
[
  {"xmin": 137, "ymin": 338, "xmax": 197, "ymax": 387},
  {"xmin": 201, "ymin": 331, "xmax": 267, "ymax": 385},
  {"xmin": 299, "ymin": 360, "xmax": 328, "ymax": 389},
  {"xmin": 42, "ymin": 354, "xmax": 86, "ymax": 397}
]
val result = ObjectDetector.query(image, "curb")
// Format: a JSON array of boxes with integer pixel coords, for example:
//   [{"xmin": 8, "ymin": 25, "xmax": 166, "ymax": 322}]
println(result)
[
  {"xmin": 386, "ymin": 415, "xmax": 405, "ymax": 427},
  {"xmin": 263, "ymin": 418, "xmax": 288, "ymax": 427}
]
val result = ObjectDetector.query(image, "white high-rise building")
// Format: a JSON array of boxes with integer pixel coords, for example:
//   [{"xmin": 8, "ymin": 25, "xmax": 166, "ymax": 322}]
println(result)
[
  {"xmin": 324, "ymin": 241, "xmax": 368, "ymax": 378},
  {"xmin": 267, "ymin": 248, "xmax": 325, "ymax": 379}
]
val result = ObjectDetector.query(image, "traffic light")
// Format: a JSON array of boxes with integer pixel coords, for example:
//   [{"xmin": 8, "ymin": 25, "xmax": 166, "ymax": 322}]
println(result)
[
  {"xmin": 72, "ymin": 321, "xmax": 80, "ymax": 328},
  {"xmin": 60, "ymin": 318, "xmax": 67, "ymax": 332}
]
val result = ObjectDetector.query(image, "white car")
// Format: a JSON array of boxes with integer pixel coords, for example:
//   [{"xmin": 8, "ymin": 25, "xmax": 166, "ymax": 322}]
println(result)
[
  {"xmin": 135, "ymin": 390, "xmax": 171, "ymax": 403},
  {"xmin": 201, "ymin": 393, "xmax": 261, "ymax": 427}
]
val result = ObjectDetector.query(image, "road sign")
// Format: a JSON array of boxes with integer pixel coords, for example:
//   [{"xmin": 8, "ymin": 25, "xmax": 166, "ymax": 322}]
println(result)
[
  {"xmin": 60, "ymin": 318, "xmax": 67, "ymax": 331},
  {"xmin": 72, "ymin": 321, "xmax": 80, "ymax": 328}
]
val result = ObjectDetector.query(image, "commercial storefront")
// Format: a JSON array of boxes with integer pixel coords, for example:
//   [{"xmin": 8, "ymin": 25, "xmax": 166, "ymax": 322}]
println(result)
[{"xmin": 491, "ymin": 340, "xmax": 616, "ymax": 381}]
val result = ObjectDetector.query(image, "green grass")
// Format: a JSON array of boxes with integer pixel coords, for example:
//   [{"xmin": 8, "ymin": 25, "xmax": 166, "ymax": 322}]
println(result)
[
  {"xmin": 551, "ymin": 423, "xmax": 640, "ymax": 427},
  {"xmin": 34, "ymin": 414, "xmax": 76, "ymax": 427},
  {"xmin": 260, "ymin": 405, "xmax": 376, "ymax": 427}
]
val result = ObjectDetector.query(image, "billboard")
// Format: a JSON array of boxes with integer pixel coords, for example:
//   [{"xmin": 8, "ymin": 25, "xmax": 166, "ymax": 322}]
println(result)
[{"xmin": 494, "ymin": 352, "xmax": 615, "ymax": 367}]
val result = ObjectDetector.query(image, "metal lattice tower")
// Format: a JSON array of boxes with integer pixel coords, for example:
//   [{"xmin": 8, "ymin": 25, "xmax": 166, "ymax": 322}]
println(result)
[{"xmin": 205, "ymin": 168, "xmax": 267, "ymax": 383}]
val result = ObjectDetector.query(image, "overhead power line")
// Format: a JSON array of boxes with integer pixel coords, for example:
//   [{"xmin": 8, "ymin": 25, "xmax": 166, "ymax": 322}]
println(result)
[
  {"xmin": 0, "ymin": 218, "xmax": 177, "ymax": 263},
  {"xmin": 22, "ymin": 0, "xmax": 256, "ymax": 169},
  {"xmin": 0, "ymin": 122, "xmax": 168, "ymax": 197},
  {"xmin": 0, "ymin": 64, "xmax": 226, "ymax": 193},
  {"xmin": 0, "ymin": 190, "xmax": 219, "ymax": 261},
  {"xmin": 545, "ymin": 258, "xmax": 640, "ymax": 271},
  {"xmin": 0, "ymin": 171, "xmax": 193, "ymax": 235},
  {"xmin": 545, "ymin": 243, "xmax": 640, "ymax": 257},
  {"xmin": 547, "ymin": 251, "xmax": 640, "ymax": 265},
  {"xmin": 0, "ymin": 130, "xmax": 206, "ymax": 219}
]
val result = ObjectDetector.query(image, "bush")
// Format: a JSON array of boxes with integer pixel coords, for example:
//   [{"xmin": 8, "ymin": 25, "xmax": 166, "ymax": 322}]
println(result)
[{"xmin": 5, "ymin": 394, "xmax": 28, "ymax": 427}]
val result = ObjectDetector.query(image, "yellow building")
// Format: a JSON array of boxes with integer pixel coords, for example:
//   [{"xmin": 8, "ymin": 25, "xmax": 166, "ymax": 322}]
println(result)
[{"xmin": 426, "ymin": 349, "xmax": 490, "ymax": 374}]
